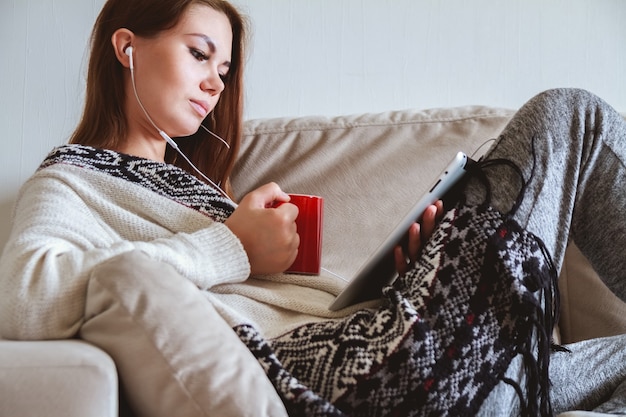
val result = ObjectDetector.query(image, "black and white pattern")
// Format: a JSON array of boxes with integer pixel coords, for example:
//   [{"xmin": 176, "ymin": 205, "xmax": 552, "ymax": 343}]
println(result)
[
  {"xmin": 40, "ymin": 144, "xmax": 235, "ymax": 222},
  {"xmin": 237, "ymin": 203, "xmax": 557, "ymax": 417}
]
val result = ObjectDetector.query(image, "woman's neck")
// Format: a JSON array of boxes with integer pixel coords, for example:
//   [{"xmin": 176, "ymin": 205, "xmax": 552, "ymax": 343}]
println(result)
[{"xmin": 113, "ymin": 135, "xmax": 168, "ymax": 162}]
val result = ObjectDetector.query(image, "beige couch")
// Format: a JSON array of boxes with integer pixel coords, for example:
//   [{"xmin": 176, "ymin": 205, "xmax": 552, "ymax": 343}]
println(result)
[{"xmin": 1, "ymin": 105, "xmax": 624, "ymax": 416}]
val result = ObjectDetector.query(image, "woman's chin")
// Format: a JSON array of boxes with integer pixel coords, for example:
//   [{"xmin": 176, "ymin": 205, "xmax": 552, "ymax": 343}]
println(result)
[{"xmin": 171, "ymin": 126, "xmax": 202, "ymax": 139}]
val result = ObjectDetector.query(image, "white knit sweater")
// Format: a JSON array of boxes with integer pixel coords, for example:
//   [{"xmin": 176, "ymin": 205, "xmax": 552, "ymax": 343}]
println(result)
[{"xmin": 0, "ymin": 145, "xmax": 351, "ymax": 341}]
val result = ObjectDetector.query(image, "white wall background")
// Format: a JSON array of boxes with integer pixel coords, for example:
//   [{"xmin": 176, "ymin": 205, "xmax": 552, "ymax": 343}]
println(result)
[
  {"xmin": 1, "ymin": 0, "xmax": 625, "ymax": 248},
  {"xmin": 236, "ymin": 0, "xmax": 626, "ymax": 118}
]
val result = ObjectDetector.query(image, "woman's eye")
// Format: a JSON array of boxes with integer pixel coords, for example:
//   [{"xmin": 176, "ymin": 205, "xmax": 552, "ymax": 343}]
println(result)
[{"xmin": 189, "ymin": 48, "xmax": 208, "ymax": 61}]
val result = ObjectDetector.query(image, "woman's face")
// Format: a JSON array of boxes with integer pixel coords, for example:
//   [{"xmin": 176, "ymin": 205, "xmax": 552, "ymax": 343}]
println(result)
[{"xmin": 128, "ymin": 4, "xmax": 233, "ymax": 141}]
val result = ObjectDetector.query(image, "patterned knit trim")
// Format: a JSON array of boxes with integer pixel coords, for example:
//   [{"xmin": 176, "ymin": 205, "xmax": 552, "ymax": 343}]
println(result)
[{"xmin": 40, "ymin": 144, "xmax": 235, "ymax": 222}]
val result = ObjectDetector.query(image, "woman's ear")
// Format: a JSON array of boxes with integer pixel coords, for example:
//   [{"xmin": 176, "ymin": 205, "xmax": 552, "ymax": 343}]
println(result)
[{"xmin": 111, "ymin": 28, "xmax": 134, "ymax": 69}]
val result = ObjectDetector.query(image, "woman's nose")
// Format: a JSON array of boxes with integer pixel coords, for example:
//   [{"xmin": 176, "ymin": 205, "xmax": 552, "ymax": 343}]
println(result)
[{"xmin": 202, "ymin": 69, "xmax": 225, "ymax": 96}]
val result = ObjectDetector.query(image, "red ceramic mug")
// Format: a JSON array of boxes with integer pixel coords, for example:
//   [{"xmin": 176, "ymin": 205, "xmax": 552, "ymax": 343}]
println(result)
[{"xmin": 283, "ymin": 194, "xmax": 324, "ymax": 275}]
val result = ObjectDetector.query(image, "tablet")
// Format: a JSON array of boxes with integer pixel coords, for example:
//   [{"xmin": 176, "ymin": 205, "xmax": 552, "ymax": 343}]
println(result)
[{"xmin": 328, "ymin": 151, "xmax": 475, "ymax": 311}]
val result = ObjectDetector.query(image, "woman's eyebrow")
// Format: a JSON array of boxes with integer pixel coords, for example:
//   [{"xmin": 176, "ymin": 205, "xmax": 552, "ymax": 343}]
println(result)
[
  {"xmin": 188, "ymin": 33, "xmax": 217, "ymax": 53},
  {"xmin": 187, "ymin": 33, "xmax": 231, "ymax": 67}
]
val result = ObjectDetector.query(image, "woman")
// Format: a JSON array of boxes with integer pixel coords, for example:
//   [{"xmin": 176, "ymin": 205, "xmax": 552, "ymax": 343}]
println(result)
[{"xmin": 0, "ymin": 0, "xmax": 624, "ymax": 416}]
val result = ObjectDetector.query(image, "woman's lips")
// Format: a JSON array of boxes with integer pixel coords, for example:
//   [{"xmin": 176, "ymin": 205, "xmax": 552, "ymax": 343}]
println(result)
[{"xmin": 190, "ymin": 100, "xmax": 209, "ymax": 117}]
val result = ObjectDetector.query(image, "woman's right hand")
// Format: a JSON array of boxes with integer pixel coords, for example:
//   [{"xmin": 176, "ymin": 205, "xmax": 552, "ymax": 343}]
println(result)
[
  {"xmin": 224, "ymin": 182, "xmax": 300, "ymax": 275},
  {"xmin": 394, "ymin": 201, "xmax": 444, "ymax": 276}
]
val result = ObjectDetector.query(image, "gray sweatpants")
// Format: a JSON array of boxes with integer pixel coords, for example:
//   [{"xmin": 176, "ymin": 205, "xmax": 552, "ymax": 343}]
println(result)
[{"xmin": 469, "ymin": 89, "xmax": 626, "ymax": 415}]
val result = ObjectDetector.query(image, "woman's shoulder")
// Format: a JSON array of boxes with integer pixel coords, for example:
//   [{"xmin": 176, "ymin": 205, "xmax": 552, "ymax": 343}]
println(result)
[
  {"xmin": 33, "ymin": 144, "xmax": 235, "ymax": 220},
  {"xmin": 39, "ymin": 144, "xmax": 139, "ymax": 171},
  {"xmin": 36, "ymin": 144, "xmax": 174, "ymax": 185}
]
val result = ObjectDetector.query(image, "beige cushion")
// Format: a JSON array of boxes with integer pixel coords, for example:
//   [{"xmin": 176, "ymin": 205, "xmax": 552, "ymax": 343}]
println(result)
[
  {"xmin": 0, "ymin": 339, "xmax": 117, "ymax": 417},
  {"xmin": 80, "ymin": 250, "xmax": 288, "ymax": 417},
  {"xmin": 234, "ymin": 105, "xmax": 626, "ymax": 345},
  {"xmin": 559, "ymin": 244, "xmax": 626, "ymax": 343}
]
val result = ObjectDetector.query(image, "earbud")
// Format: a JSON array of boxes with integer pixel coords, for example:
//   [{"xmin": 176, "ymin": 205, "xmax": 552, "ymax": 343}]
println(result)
[{"xmin": 125, "ymin": 46, "xmax": 134, "ymax": 70}]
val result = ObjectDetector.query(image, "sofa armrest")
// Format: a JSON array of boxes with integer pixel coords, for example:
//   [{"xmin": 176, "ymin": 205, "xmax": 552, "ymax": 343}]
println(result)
[{"xmin": 0, "ymin": 339, "xmax": 118, "ymax": 417}]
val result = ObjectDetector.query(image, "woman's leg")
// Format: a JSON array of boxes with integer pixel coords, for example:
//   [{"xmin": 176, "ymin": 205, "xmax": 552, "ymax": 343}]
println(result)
[
  {"xmin": 466, "ymin": 88, "xmax": 626, "ymax": 301},
  {"xmin": 478, "ymin": 334, "xmax": 626, "ymax": 416},
  {"xmin": 550, "ymin": 334, "xmax": 626, "ymax": 414},
  {"xmin": 466, "ymin": 88, "xmax": 626, "ymax": 414}
]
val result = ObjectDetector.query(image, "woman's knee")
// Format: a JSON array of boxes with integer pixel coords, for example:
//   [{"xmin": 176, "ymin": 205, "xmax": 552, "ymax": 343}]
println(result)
[{"xmin": 528, "ymin": 88, "xmax": 603, "ymax": 115}]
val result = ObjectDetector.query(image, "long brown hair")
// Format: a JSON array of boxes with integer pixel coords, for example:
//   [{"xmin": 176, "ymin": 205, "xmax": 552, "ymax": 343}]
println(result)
[{"xmin": 70, "ymin": 0, "xmax": 248, "ymax": 197}]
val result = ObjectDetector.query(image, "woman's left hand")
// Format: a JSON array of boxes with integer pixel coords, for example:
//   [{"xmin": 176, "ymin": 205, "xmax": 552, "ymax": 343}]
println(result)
[{"xmin": 394, "ymin": 200, "xmax": 444, "ymax": 276}]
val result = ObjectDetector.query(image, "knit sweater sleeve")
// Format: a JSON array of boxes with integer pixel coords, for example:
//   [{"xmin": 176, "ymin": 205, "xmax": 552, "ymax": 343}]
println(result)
[{"xmin": 0, "ymin": 167, "xmax": 250, "ymax": 340}]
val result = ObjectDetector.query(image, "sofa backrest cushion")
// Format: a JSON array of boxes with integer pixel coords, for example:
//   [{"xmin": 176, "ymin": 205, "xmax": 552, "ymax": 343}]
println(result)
[{"xmin": 234, "ymin": 105, "xmax": 626, "ymax": 344}]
